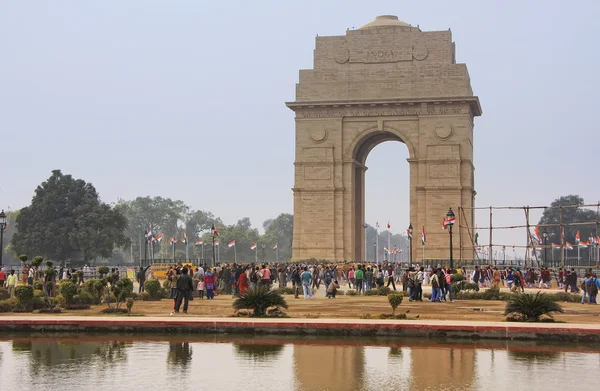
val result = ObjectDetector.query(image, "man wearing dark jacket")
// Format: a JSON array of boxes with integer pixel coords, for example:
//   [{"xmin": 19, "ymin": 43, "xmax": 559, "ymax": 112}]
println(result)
[
  {"xmin": 137, "ymin": 265, "xmax": 151, "ymax": 293},
  {"xmin": 175, "ymin": 267, "xmax": 194, "ymax": 314}
]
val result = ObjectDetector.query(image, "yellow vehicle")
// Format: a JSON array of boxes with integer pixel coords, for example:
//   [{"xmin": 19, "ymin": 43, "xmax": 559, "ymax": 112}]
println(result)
[{"xmin": 149, "ymin": 263, "xmax": 194, "ymax": 280}]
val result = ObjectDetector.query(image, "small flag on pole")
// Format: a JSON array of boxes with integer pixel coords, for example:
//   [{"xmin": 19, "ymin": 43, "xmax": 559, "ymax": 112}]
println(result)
[
  {"xmin": 575, "ymin": 231, "xmax": 581, "ymax": 243},
  {"xmin": 578, "ymin": 241, "xmax": 588, "ymax": 248},
  {"xmin": 250, "ymin": 243, "xmax": 257, "ymax": 250},
  {"xmin": 384, "ymin": 246, "xmax": 389, "ymax": 253},
  {"xmin": 421, "ymin": 226, "xmax": 426, "ymax": 245},
  {"xmin": 387, "ymin": 221, "xmax": 391, "ymax": 229},
  {"xmin": 566, "ymin": 242, "xmax": 574, "ymax": 250},
  {"xmin": 475, "ymin": 232, "xmax": 479, "ymax": 245},
  {"xmin": 534, "ymin": 226, "xmax": 541, "ymax": 243},
  {"xmin": 228, "ymin": 240, "xmax": 236, "ymax": 248},
  {"xmin": 215, "ymin": 239, "xmax": 220, "ymax": 246},
  {"xmin": 442, "ymin": 216, "xmax": 455, "ymax": 229},
  {"xmin": 376, "ymin": 221, "xmax": 380, "ymax": 229},
  {"xmin": 195, "ymin": 239, "xmax": 203, "ymax": 246},
  {"xmin": 273, "ymin": 243, "xmax": 278, "ymax": 250},
  {"xmin": 406, "ymin": 228, "xmax": 413, "ymax": 239},
  {"xmin": 169, "ymin": 237, "xmax": 176, "ymax": 245},
  {"xmin": 552, "ymin": 243, "xmax": 560, "ymax": 249},
  {"xmin": 155, "ymin": 233, "xmax": 163, "ymax": 243}
]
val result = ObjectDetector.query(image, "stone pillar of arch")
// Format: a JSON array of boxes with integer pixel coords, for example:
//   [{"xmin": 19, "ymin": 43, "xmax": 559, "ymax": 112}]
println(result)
[{"xmin": 287, "ymin": 15, "xmax": 482, "ymax": 263}]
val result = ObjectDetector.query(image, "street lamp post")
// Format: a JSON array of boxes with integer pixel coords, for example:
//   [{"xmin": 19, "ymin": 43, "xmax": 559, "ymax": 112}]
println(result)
[
  {"xmin": 211, "ymin": 224, "xmax": 217, "ymax": 267},
  {"xmin": 542, "ymin": 228, "xmax": 549, "ymax": 268},
  {"xmin": 446, "ymin": 208, "xmax": 455, "ymax": 270},
  {"xmin": 0, "ymin": 210, "xmax": 7, "ymax": 268},
  {"xmin": 144, "ymin": 233, "xmax": 148, "ymax": 268},
  {"xmin": 373, "ymin": 242, "xmax": 376, "ymax": 263},
  {"xmin": 408, "ymin": 224, "xmax": 413, "ymax": 265}
]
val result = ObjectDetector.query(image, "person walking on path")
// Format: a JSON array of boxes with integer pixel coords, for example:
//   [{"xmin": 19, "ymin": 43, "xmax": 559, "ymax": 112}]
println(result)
[
  {"xmin": 237, "ymin": 267, "xmax": 250, "ymax": 295},
  {"xmin": 205, "ymin": 269, "xmax": 216, "ymax": 300},
  {"xmin": 354, "ymin": 265, "xmax": 364, "ymax": 294},
  {"xmin": 291, "ymin": 266, "xmax": 301, "ymax": 298},
  {"xmin": 301, "ymin": 267, "xmax": 314, "ymax": 300},
  {"xmin": 492, "ymin": 267, "xmax": 501, "ymax": 289},
  {"xmin": 172, "ymin": 267, "xmax": 193, "ymax": 314},
  {"xmin": 587, "ymin": 274, "xmax": 599, "ymax": 304},
  {"xmin": 0, "ymin": 269, "xmax": 6, "ymax": 289},
  {"xmin": 260, "ymin": 265, "xmax": 271, "ymax": 288},
  {"xmin": 197, "ymin": 276, "xmax": 205, "ymax": 299},
  {"xmin": 386, "ymin": 266, "xmax": 396, "ymax": 290},
  {"xmin": 430, "ymin": 268, "xmax": 441, "ymax": 302},
  {"xmin": 7, "ymin": 270, "xmax": 17, "ymax": 298},
  {"xmin": 137, "ymin": 265, "xmax": 151, "ymax": 293}
]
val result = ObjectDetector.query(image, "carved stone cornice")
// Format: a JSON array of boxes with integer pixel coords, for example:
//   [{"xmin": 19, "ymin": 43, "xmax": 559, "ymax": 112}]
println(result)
[{"xmin": 286, "ymin": 96, "xmax": 482, "ymax": 117}]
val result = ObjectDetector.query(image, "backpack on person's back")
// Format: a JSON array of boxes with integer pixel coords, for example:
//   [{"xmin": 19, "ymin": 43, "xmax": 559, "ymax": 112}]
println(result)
[{"xmin": 589, "ymin": 278, "xmax": 598, "ymax": 295}]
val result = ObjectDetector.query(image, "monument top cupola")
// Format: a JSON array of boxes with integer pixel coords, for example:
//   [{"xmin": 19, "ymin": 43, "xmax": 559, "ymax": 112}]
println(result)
[{"xmin": 359, "ymin": 15, "xmax": 411, "ymax": 29}]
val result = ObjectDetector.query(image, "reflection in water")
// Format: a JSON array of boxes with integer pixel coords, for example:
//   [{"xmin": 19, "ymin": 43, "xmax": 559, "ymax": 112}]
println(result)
[
  {"xmin": 0, "ymin": 336, "xmax": 599, "ymax": 391},
  {"xmin": 233, "ymin": 343, "xmax": 284, "ymax": 362},
  {"xmin": 11, "ymin": 339, "xmax": 127, "ymax": 373},
  {"xmin": 409, "ymin": 347, "xmax": 475, "ymax": 390},
  {"xmin": 507, "ymin": 349, "xmax": 562, "ymax": 365},
  {"xmin": 167, "ymin": 342, "xmax": 193, "ymax": 367},
  {"xmin": 294, "ymin": 345, "xmax": 364, "ymax": 391}
]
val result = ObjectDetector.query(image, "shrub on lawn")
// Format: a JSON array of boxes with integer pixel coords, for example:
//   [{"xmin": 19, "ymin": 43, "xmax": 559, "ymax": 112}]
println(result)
[
  {"xmin": 97, "ymin": 266, "xmax": 109, "ymax": 277},
  {"xmin": 232, "ymin": 286, "xmax": 288, "ymax": 317},
  {"xmin": 451, "ymin": 273, "xmax": 466, "ymax": 283},
  {"xmin": 59, "ymin": 281, "xmax": 79, "ymax": 306},
  {"xmin": 504, "ymin": 291, "xmax": 564, "ymax": 322},
  {"xmin": 388, "ymin": 293, "xmax": 404, "ymax": 315},
  {"xmin": 82, "ymin": 279, "xmax": 106, "ymax": 305},
  {"xmin": 0, "ymin": 298, "xmax": 18, "ymax": 313},
  {"xmin": 0, "ymin": 288, "xmax": 9, "ymax": 301},
  {"xmin": 276, "ymin": 287, "xmax": 295, "ymax": 295},
  {"xmin": 15, "ymin": 285, "xmax": 35, "ymax": 310},
  {"xmin": 144, "ymin": 280, "xmax": 162, "ymax": 299},
  {"xmin": 346, "ymin": 290, "xmax": 358, "ymax": 296},
  {"xmin": 550, "ymin": 291, "xmax": 582, "ymax": 303}
]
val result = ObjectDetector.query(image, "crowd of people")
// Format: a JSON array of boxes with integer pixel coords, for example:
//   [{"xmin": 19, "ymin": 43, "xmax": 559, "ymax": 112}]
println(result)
[
  {"xmin": 156, "ymin": 262, "xmax": 599, "ymax": 315},
  {"xmin": 2, "ymin": 261, "xmax": 597, "ymax": 307}
]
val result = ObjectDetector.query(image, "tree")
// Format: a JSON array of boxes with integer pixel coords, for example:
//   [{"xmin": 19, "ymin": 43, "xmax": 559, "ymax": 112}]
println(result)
[
  {"xmin": 11, "ymin": 170, "xmax": 129, "ymax": 263},
  {"xmin": 537, "ymin": 195, "xmax": 598, "ymax": 263},
  {"xmin": 115, "ymin": 196, "xmax": 187, "ymax": 260},
  {"xmin": 1, "ymin": 210, "xmax": 20, "ymax": 264},
  {"xmin": 263, "ymin": 213, "xmax": 293, "ymax": 261}
]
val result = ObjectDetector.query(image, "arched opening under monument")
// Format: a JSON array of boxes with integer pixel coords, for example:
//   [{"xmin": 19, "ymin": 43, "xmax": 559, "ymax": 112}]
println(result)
[{"xmin": 353, "ymin": 131, "xmax": 411, "ymax": 262}]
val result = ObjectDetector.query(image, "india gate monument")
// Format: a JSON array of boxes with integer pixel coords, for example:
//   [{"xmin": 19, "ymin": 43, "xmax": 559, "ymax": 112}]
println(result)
[{"xmin": 287, "ymin": 15, "xmax": 482, "ymax": 262}]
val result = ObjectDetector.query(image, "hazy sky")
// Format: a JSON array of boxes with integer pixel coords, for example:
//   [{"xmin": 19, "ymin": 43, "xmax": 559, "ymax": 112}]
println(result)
[{"xmin": 2, "ymin": 1, "xmax": 599, "ymax": 256}]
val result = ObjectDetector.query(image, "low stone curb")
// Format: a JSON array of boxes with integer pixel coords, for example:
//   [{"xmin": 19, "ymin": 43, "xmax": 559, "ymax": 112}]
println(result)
[{"xmin": 1, "ymin": 317, "xmax": 599, "ymax": 341}]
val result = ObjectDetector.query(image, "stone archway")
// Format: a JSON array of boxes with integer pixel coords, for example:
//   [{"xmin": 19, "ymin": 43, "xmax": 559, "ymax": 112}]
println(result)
[{"xmin": 287, "ymin": 15, "xmax": 482, "ymax": 262}]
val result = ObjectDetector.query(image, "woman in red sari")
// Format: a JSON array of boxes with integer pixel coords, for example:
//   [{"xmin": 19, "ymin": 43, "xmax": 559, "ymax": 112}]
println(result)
[{"xmin": 237, "ymin": 266, "xmax": 250, "ymax": 295}]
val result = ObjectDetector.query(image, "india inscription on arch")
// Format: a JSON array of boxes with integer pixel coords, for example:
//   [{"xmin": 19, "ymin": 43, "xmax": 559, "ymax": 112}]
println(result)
[{"xmin": 287, "ymin": 15, "xmax": 482, "ymax": 262}]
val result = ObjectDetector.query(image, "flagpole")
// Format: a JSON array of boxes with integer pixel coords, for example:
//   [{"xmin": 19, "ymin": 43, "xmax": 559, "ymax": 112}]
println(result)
[
  {"xmin": 364, "ymin": 224, "xmax": 368, "ymax": 263},
  {"xmin": 234, "ymin": 244, "xmax": 237, "ymax": 264},
  {"xmin": 388, "ymin": 230, "xmax": 392, "ymax": 262},
  {"xmin": 376, "ymin": 227, "xmax": 379, "ymax": 264},
  {"xmin": 173, "ymin": 240, "xmax": 176, "ymax": 261},
  {"xmin": 255, "ymin": 246, "xmax": 258, "ymax": 263}
]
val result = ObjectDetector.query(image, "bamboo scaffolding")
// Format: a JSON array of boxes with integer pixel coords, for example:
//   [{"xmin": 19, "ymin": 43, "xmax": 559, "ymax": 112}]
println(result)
[{"xmin": 462, "ymin": 203, "xmax": 600, "ymax": 210}]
